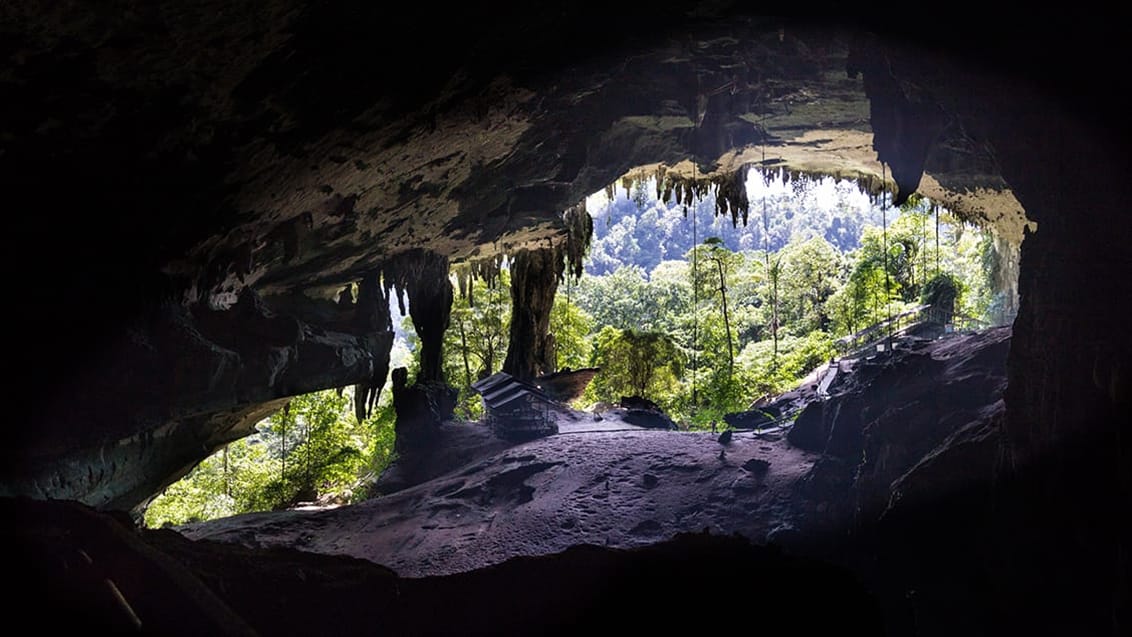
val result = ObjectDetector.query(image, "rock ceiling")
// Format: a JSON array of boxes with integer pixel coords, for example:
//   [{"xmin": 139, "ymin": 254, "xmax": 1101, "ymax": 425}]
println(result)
[{"xmin": 3, "ymin": 6, "xmax": 1031, "ymax": 312}]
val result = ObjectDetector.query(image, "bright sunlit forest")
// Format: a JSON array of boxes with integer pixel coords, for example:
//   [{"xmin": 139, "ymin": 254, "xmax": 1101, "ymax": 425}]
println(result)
[{"xmin": 144, "ymin": 169, "xmax": 1014, "ymax": 528}]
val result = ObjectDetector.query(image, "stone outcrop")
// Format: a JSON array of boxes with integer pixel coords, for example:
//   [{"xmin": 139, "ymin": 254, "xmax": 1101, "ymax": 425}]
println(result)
[
  {"xmin": 502, "ymin": 248, "xmax": 563, "ymax": 380},
  {"xmin": 391, "ymin": 367, "xmax": 457, "ymax": 455},
  {"xmin": 384, "ymin": 249, "xmax": 454, "ymax": 384},
  {"xmin": 1, "ymin": 288, "xmax": 388, "ymax": 511},
  {"xmin": 790, "ymin": 328, "xmax": 1010, "ymax": 533},
  {"xmin": 534, "ymin": 367, "xmax": 600, "ymax": 403}
]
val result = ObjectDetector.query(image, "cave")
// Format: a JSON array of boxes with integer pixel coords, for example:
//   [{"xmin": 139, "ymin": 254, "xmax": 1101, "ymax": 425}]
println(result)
[{"xmin": 2, "ymin": 5, "xmax": 1128, "ymax": 636}]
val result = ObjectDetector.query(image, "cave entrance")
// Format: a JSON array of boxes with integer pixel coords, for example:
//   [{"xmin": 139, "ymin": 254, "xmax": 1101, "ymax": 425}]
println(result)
[
  {"xmin": 562, "ymin": 164, "xmax": 1020, "ymax": 429},
  {"xmin": 142, "ymin": 149, "xmax": 1025, "ymax": 532}
]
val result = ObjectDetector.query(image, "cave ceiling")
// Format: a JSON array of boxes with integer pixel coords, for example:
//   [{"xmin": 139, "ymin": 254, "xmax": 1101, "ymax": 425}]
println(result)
[{"xmin": 3, "ymin": 5, "xmax": 1034, "ymax": 312}]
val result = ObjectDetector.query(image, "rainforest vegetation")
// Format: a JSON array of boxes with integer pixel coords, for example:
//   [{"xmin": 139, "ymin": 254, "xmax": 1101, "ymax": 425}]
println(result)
[{"xmin": 144, "ymin": 170, "xmax": 1011, "ymax": 527}]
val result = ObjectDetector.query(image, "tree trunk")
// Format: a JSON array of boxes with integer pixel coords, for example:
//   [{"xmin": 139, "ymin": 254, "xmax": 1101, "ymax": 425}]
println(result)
[
  {"xmin": 223, "ymin": 446, "xmax": 230, "ymax": 498},
  {"xmin": 713, "ymin": 256, "xmax": 734, "ymax": 376},
  {"xmin": 771, "ymin": 259, "xmax": 780, "ymax": 369},
  {"xmin": 459, "ymin": 319, "xmax": 471, "ymax": 389}
]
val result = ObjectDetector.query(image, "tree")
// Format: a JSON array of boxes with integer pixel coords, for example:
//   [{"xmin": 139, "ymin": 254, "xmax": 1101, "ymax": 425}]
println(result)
[
  {"xmin": 922, "ymin": 272, "xmax": 961, "ymax": 324},
  {"xmin": 574, "ymin": 265, "xmax": 654, "ymax": 330},
  {"xmin": 143, "ymin": 387, "xmax": 398, "ymax": 528},
  {"xmin": 831, "ymin": 226, "xmax": 907, "ymax": 335},
  {"xmin": 779, "ymin": 235, "xmax": 845, "ymax": 334},
  {"xmin": 261, "ymin": 390, "xmax": 367, "ymax": 505},
  {"xmin": 687, "ymin": 238, "xmax": 745, "ymax": 384},
  {"xmin": 443, "ymin": 272, "xmax": 511, "ymax": 417},
  {"xmin": 588, "ymin": 326, "xmax": 685, "ymax": 407},
  {"xmin": 549, "ymin": 291, "xmax": 593, "ymax": 371},
  {"xmin": 701, "ymin": 237, "xmax": 736, "ymax": 376},
  {"xmin": 142, "ymin": 436, "xmax": 276, "ymax": 528},
  {"xmin": 645, "ymin": 259, "xmax": 694, "ymax": 336},
  {"xmin": 766, "ymin": 253, "xmax": 782, "ymax": 368},
  {"xmin": 736, "ymin": 330, "xmax": 836, "ymax": 398}
]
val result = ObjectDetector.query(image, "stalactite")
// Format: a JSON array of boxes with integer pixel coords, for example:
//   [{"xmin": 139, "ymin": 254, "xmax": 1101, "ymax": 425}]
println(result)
[
  {"xmin": 352, "ymin": 269, "xmax": 394, "ymax": 424},
  {"xmin": 621, "ymin": 175, "xmax": 635, "ymax": 198},
  {"xmin": 452, "ymin": 254, "xmax": 505, "ymax": 308},
  {"xmin": 453, "ymin": 262, "xmax": 471, "ymax": 304},
  {"xmin": 615, "ymin": 156, "xmax": 912, "ymax": 234},
  {"xmin": 494, "ymin": 200, "xmax": 593, "ymax": 380},
  {"xmin": 652, "ymin": 167, "xmax": 749, "ymax": 227},
  {"xmin": 560, "ymin": 201, "xmax": 593, "ymax": 281},
  {"xmin": 381, "ymin": 249, "xmax": 453, "ymax": 383}
]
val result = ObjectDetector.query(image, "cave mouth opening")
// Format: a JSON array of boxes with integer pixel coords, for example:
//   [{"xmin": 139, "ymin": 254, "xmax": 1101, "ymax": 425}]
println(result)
[
  {"xmin": 143, "ymin": 160, "xmax": 1022, "ymax": 536},
  {"xmin": 564, "ymin": 164, "xmax": 1020, "ymax": 427},
  {"xmin": 4, "ymin": 10, "xmax": 1125, "ymax": 635}
]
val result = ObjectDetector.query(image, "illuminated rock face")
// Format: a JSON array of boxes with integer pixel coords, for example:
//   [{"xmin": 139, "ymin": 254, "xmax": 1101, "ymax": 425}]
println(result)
[{"xmin": 0, "ymin": 7, "xmax": 1127, "ymax": 632}]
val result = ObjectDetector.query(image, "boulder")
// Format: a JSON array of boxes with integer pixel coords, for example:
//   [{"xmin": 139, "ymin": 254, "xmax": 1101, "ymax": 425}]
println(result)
[
  {"xmin": 621, "ymin": 408, "xmax": 678, "ymax": 431},
  {"xmin": 786, "ymin": 401, "xmax": 829, "ymax": 452},
  {"xmin": 724, "ymin": 406, "xmax": 781, "ymax": 430},
  {"xmin": 617, "ymin": 395, "xmax": 678, "ymax": 430}
]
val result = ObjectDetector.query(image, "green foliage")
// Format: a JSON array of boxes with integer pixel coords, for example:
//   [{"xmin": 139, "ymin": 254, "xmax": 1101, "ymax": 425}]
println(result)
[
  {"xmin": 588, "ymin": 326, "xmax": 686, "ymax": 409},
  {"xmin": 690, "ymin": 237, "xmax": 741, "ymax": 375},
  {"xmin": 259, "ymin": 390, "xmax": 368, "ymax": 504},
  {"xmin": 549, "ymin": 290, "xmax": 593, "ymax": 371},
  {"xmin": 143, "ymin": 387, "xmax": 397, "ymax": 528},
  {"xmin": 778, "ymin": 235, "xmax": 845, "ymax": 335},
  {"xmin": 443, "ymin": 272, "xmax": 511, "ymax": 418},
  {"xmin": 575, "ymin": 184, "xmax": 1002, "ymax": 429},
  {"xmin": 921, "ymin": 272, "xmax": 961, "ymax": 308},
  {"xmin": 830, "ymin": 225, "xmax": 911, "ymax": 336},
  {"xmin": 143, "ymin": 437, "xmax": 277, "ymax": 528},
  {"xmin": 574, "ymin": 265, "xmax": 654, "ymax": 331},
  {"xmin": 737, "ymin": 331, "xmax": 836, "ymax": 398},
  {"xmin": 353, "ymin": 391, "xmax": 399, "ymax": 502}
]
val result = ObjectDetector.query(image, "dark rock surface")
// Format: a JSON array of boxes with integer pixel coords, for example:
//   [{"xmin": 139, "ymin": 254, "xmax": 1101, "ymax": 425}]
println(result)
[
  {"xmin": 535, "ymin": 367, "xmax": 600, "ymax": 403},
  {"xmin": 617, "ymin": 396, "xmax": 681, "ymax": 431},
  {"xmin": 724, "ymin": 406, "xmax": 781, "ymax": 430},
  {"xmin": 3, "ymin": 497, "xmax": 885, "ymax": 636},
  {"xmin": 793, "ymin": 328, "xmax": 1011, "ymax": 535},
  {"xmin": 182, "ymin": 427, "xmax": 817, "ymax": 577}
]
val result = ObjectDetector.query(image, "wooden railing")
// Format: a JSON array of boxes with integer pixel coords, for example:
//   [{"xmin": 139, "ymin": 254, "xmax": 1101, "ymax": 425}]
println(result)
[
  {"xmin": 835, "ymin": 304, "xmax": 930, "ymax": 355},
  {"xmin": 834, "ymin": 304, "xmax": 989, "ymax": 356}
]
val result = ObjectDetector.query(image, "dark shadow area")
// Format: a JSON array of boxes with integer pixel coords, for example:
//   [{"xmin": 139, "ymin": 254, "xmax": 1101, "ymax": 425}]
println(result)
[{"xmin": 6, "ymin": 497, "xmax": 883, "ymax": 636}]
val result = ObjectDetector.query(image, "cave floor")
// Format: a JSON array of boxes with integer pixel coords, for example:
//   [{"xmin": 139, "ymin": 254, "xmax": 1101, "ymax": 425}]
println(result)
[
  {"xmin": 179, "ymin": 423, "xmax": 819, "ymax": 577},
  {"xmin": 178, "ymin": 327, "xmax": 1011, "ymax": 580}
]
